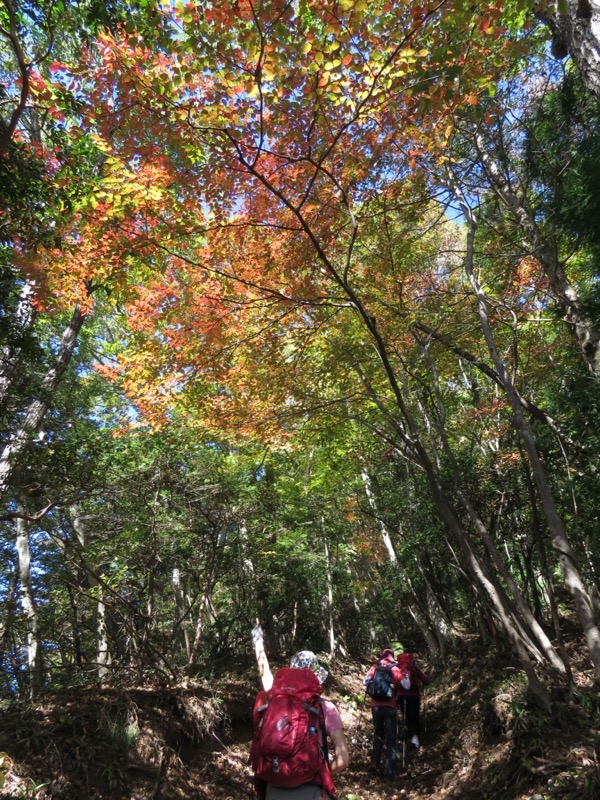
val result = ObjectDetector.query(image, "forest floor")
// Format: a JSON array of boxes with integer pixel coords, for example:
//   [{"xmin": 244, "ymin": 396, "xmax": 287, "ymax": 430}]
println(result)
[{"xmin": 0, "ymin": 631, "xmax": 598, "ymax": 800}]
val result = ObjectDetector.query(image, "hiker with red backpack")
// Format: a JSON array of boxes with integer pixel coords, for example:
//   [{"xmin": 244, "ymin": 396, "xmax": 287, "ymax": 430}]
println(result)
[
  {"xmin": 395, "ymin": 645, "xmax": 430, "ymax": 751},
  {"xmin": 362, "ymin": 647, "xmax": 404, "ymax": 780},
  {"xmin": 251, "ymin": 625, "xmax": 349, "ymax": 800}
]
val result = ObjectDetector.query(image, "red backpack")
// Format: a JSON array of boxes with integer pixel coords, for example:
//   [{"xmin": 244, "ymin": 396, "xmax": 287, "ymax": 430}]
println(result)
[
  {"xmin": 396, "ymin": 653, "xmax": 416, "ymax": 691},
  {"xmin": 250, "ymin": 667, "xmax": 336, "ymax": 797}
]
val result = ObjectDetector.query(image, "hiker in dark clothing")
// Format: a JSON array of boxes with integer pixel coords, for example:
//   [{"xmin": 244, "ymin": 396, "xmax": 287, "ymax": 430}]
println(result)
[
  {"xmin": 396, "ymin": 647, "xmax": 430, "ymax": 749},
  {"xmin": 362, "ymin": 647, "xmax": 404, "ymax": 779}
]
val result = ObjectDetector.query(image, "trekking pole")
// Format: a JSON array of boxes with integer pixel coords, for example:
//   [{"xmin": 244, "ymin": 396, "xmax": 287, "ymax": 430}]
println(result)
[
  {"xmin": 401, "ymin": 696, "xmax": 407, "ymax": 770},
  {"xmin": 351, "ymin": 689, "xmax": 368, "ymax": 748}
]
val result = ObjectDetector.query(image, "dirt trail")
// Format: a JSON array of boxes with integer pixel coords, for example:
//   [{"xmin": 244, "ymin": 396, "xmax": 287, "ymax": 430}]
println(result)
[
  {"xmin": 171, "ymin": 646, "xmax": 598, "ymax": 800},
  {"xmin": 186, "ymin": 676, "xmax": 506, "ymax": 800},
  {"xmin": 0, "ymin": 640, "xmax": 598, "ymax": 799}
]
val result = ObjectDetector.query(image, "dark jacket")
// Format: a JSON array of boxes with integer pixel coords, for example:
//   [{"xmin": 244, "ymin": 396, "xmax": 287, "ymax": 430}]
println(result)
[{"xmin": 363, "ymin": 651, "xmax": 404, "ymax": 709}]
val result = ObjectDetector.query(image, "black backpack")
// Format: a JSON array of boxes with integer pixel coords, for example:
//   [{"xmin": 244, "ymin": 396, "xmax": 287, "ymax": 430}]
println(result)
[{"xmin": 366, "ymin": 663, "xmax": 395, "ymax": 701}]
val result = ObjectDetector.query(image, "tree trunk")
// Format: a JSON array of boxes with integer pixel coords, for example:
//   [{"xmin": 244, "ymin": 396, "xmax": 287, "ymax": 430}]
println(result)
[
  {"xmin": 0, "ymin": 304, "xmax": 86, "ymax": 502},
  {"xmin": 452, "ymin": 480, "xmax": 566, "ymax": 675},
  {"xmin": 406, "ymin": 596, "xmax": 441, "ymax": 659},
  {"xmin": 413, "ymin": 323, "xmax": 562, "ymax": 671},
  {"xmin": 16, "ymin": 505, "xmax": 43, "ymax": 697},
  {"xmin": 360, "ymin": 466, "xmax": 397, "ymax": 563},
  {"xmin": 416, "ymin": 557, "xmax": 460, "ymax": 659},
  {"xmin": 140, "ymin": 487, "xmax": 160, "ymax": 680},
  {"xmin": 66, "ymin": 584, "xmax": 84, "ymax": 669},
  {"xmin": 412, "ymin": 320, "xmax": 577, "ymax": 447},
  {"xmin": 96, "ymin": 594, "xmax": 111, "ymax": 682},
  {"xmin": 189, "ymin": 592, "xmax": 211, "ymax": 669},
  {"xmin": 321, "ymin": 516, "xmax": 336, "ymax": 658},
  {"xmin": 360, "ymin": 464, "xmax": 439, "ymax": 653},
  {"xmin": 0, "ymin": 568, "xmax": 18, "ymax": 651},
  {"xmin": 518, "ymin": 536, "xmax": 545, "ymax": 624},
  {"xmin": 522, "ymin": 456, "xmax": 575, "ymax": 686},
  {"xmin": 537, "ymin": 0, "xmax": 600, "ymax": 102},
  {"xmin": 291, "ymin": 600, "xmax": 298, "ymax": 648},
  {"xmin": 0, "ymin": 279, "xmax": 35, "ymax": 403},
  {"xmin": 172, "ymin": 567, "xmax": 191, "ymax": 662},
  {"xmin": 428, "ymin": 466, "xmax": 551, "ymax": 708},
  {"xmin": 238, "ymin": 145, "xmax": 552, "ymax": 707},
  {"xmin": 475, "ymin": 134, "xmax": 600, "ymax": 374},
  {"xmin": 188, "ymin": 520, "xmax": 223, "ymax": 670},
  {"xmin": 354, "ymin": 353, "xmax": 551, "ymax": 705},
  {"xmin": 458, "ymin": 202, "xmax": 600, "ymax": 683},
  {"xmin": 70, "ymin": 505, "xmax": 112, "ymax": 682},
  {"xmin": 0, "ymin": 0, "xmax": 31, "ymax": 156}
]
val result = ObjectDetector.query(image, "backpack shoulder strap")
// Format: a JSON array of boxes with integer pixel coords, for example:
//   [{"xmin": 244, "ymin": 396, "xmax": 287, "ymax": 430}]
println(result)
[
  {"xmin": 252, "ymin": 690, "xmax": 269, "ymax": 729},
  {"xmin": 316, "ymin": 699, "xmax": 338, "ymax": 800},
  {"xmin": 317, "ymin": 699, "xmax": 329, "ymax": 762}
]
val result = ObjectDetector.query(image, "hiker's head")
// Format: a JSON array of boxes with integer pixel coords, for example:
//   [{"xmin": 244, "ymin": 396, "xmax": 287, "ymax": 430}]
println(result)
[
  {"xmin": 290, "ymin": 650, "xmax": 328, "ymax": 684},
  {"xmin": 380, "ymin": 647, "xmax": 395, "ymax": 661}
]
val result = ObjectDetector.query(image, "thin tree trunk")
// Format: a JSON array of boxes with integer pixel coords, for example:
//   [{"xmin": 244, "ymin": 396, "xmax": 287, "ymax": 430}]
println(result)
[
  {"xmin": 0, "ymin": 279, "xmax": 35, "ymax": 403},
  {"xmin": 456, "ymin": 194, "xmax": 600, "ymax": 683},
  {"xmin": 518, "ymin": 537, "xmax": 545, "ymax": 624},
  {"xmin": 412, "ymin": 320, "xmax": 579, "ymax": 449},
  {"xmin": 354, "ymin": 368, "xmax": 551, "ymax": 707},
  {"xmin": 0, "ymin": 569, "xmax": 18, "ymax": 650},
  {"xmin": 291, "ymin": 600, "xmax": 298, "ymax": 648},
  {"xmin": 71, "ymin": 505, "xmax": 112, "ymax": 682},
  {"xmin": 360, "ymin": 466, "xmax": 397, "ymax": 562},
  {"xmin": 423, "ymin": 447, "xmax": 552, "ymax": 707},
  {"xmin": 140, "ymin": 487, "xmax": 160, "ymax": 679},
  {"xmin": 536, "ymin": 0, "xmax": 600, "ymax": 102},
  {"xmin": 237, "ymin": 146, "xmax": 551, "ymax": 706},
  {"xmin": 361, "ymin": 463, "xmax": 443, "ymax": 659},
  {"xmin": 406, "ymin": 596, "xmax": 441, "ymax": 659},
  {"xmin": 0, "ymin": 304, "xmax": 87, "ymax": 502},
  {"xmin": 413, "ymin": 325, "xmax": 563, "ymax": 673},
  {"xmin": 321, "ymin": 516, "xmax": 336, "ymax": 658},
  {"xmin": 416, "ymin": 558, "xmax": 460, "ymax": 658},
  {"xmin": 475, "ymin": 134, "xmax": 600, "ymax": 374},
  {"xmin": 66, "ymin": 583, "xmax": 84, "ymax": 669},
  {"xmin": 189, "ymin": 592, "xmax": 210, "ymax": 669},
  {"xmin": 96, "ymin": 594, "xmax": 110, "ymax": 682},
  {"xmin": 188, "ymin": 520, "xmax": 223, "ymax": 670},
  {"xmin": 0, "ymin": 0, "xmax": 31, "ymax": 156},
  {"xmin": 521, "ymin": 455, "xmax": 574, "ymax": 686},
  {"xmin": 16, "ymin": 505, "xmax": 43, "ymax": 697},
  {"xmin": 453, "ymin": 480, "xmax": 566, "ymax": 674},
  {"xmin": 172, "ymin": 567, "xmax": 191, "ymax": 662}
]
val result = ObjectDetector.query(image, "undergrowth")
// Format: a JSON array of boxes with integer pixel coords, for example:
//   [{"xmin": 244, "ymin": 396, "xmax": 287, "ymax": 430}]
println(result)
[{"xmin": 0, "ymin": 636, "xmax": 598, "ymax": 800}]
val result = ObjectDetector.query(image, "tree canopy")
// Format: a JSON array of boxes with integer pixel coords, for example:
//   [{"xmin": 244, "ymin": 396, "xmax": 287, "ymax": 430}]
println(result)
[{"xmin": 1, "ymin": 0, "xmax": 600, "ymax": 716}]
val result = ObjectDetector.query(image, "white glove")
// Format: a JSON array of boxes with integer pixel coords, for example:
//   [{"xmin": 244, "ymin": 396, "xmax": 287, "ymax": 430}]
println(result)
[{"xmin": 252, "ymin": 624, "xmax": 264, "ymax": 648}]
